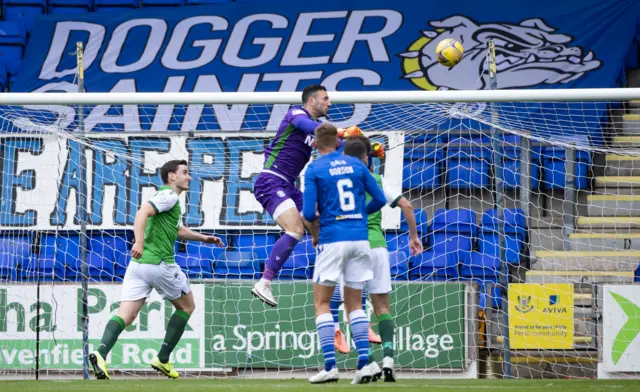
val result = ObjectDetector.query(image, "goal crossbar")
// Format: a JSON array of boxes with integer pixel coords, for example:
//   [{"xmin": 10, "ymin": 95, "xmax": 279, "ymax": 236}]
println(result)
[{"xmin": 3, "ymin": 88, "xmax": 640, "ymax": 105}]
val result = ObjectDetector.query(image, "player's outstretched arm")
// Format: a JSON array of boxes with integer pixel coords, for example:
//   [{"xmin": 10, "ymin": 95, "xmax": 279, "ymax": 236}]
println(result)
[
  {"xmin": 363, "ymin": 171, "xmax": 386, "ymax": 214},
  {"xmin": 397, "ymin": 197, "xmax": 423, "ymax": 256},
  {"xmin": 131, "ymin": 202, "xmax": 156, "ymax": 259},
  {"xmin": 291, "ymin": 115, "xmax": 323, "ymax": 135},
  {"xmin": 178, "ymin": 226, "xmax": 224, "ymax": 246}
]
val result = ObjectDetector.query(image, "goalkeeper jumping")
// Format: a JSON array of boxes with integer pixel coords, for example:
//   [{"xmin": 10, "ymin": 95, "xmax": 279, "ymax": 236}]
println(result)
[
  {"xmin": 89, "ymin": 160, "xmax": 223, "ymax": 380},
  {"xmin": 252, "ymin": 84, "xmax": 356, "ymax": 306}
]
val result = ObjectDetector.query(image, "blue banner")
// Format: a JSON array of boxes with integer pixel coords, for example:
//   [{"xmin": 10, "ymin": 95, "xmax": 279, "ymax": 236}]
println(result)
[{"xmin": 11, "ymin": 0, "xmax": 640, "ymax": 139}]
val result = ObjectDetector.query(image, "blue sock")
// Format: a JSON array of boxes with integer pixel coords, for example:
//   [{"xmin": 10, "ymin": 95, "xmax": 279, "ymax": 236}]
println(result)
[
  {"xmin": 330, "ymin": 286, "xmax": 342, "ymax": 327},
  {"xmin": 316, "ymin": 313, "xmax": 336, "ymax": 371},
  {"xmin": 349, "ymin": 309, "xmax": 369, "ymax": 370},
  {"xmin": 361, "ymin": 287, "xmax": 367, "ymax": 311}
]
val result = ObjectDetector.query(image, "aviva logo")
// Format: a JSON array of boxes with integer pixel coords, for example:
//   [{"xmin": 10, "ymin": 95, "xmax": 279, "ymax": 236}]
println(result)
[{"xmin": 609, "ymin": 291, "xmax": 640, "ymax": 365}]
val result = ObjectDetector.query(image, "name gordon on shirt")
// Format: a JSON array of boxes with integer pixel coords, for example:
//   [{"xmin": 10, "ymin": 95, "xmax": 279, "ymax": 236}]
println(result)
[{"xmin": 329, "ymin": 165, "xmax": 354, "ymax": 176}]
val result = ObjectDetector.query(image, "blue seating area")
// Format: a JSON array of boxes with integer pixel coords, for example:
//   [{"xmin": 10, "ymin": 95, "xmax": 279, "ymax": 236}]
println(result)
[
  {"xmin": 400, "ymin": 132, "xmax": 590, "ymax": 191},
  {"xmin": 0, "ymin": 207, "xmax": 526, "ymax": 290}
]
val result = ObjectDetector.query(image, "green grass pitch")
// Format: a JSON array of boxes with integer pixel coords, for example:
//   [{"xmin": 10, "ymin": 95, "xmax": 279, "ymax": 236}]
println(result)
[{"xmin": 5, "ymin": 379, "xmax": 640, "ymax": 392}]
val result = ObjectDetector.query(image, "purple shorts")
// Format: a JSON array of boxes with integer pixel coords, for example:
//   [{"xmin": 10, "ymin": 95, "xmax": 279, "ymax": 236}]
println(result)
[{"xmin": 254, "ymin": 172, "xmax": 303, "ymax": 218}]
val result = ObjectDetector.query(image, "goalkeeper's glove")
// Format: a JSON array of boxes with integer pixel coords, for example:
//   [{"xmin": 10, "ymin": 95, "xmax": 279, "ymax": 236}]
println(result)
[
  {"xmin": 337, "ymin": 125, "xmax": 363, "ymax": 139},
  {"xmin": 371, "ymin": 142, "xmax": 385, "ymax": 159}
]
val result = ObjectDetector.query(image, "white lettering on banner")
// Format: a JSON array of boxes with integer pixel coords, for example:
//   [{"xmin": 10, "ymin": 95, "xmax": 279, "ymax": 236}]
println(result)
[
  {"xmin": 181, "ymin": 73, "xmax": 261, "ymax": 132},
  {"xmin": 222, "ymin": 14, "xmax": 288, "ymax": 68},
  {"xmin": 281, "ymin": 11, "xmax": 348, "ymax": 66},
  {"xmin": 37, "ymin": 10, "xmax": 401, "ymax": 77},
  {"xmin": 161, "ymin": 16, "xmax": 229, "ymax": 70},
  {"xmin": 29, "ymin": 10, "xmax": 406, "ymax": 132},
  {"xmin": 84, "ymin": 79, "xmax": 142, "ymax": 132},
  {"xmin": 101, "ymin": 19, "xmax": 168, "ymax": 73},
  {"xmin": 39, "ymin": 22, "xmax": 106, "ymax": 80},
  {"xmin": 0, "ymin": 132, "xmax": 403, "ymax": 230},
  {"xmin": 334, "ymin": 10, "xmax": 403, "ymax": 63},
  {"xmin": 321, "ymin": 69, "xmax": 380, "ymax": 128},
  {"xmin": 151, "ymin": 75, "xmax": 186, "ymax": 132}
]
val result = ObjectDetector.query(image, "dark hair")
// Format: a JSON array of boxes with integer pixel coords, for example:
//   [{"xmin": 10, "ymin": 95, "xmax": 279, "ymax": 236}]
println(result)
[
  {"xmin": 343, "ymin": 138, "xmax": 368, "ymax": 160},
  {"xmin": 314, "ymin": 123, "xmax": 338, "ymax": 149},
  {"xmin": 160, "ymin": 159, "xmax": 188, "ymax": 183},
  {"xmin": 345, "ymin": 134, "xmax": 371, "ymax": 155},
  {"xmin": 302, "ymin": 84, "xmax": 327, "ymax": 104}
]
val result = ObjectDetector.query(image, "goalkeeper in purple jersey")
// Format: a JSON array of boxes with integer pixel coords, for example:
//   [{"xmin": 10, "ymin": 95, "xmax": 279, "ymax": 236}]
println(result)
[{"xmin": 252, "ymin": 84, "xmax": 331, "ymax": 307}]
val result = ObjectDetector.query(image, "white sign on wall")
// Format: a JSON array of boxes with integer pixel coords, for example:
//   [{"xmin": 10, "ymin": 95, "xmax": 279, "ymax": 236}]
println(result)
[{"xmin": 600, "ymin": 285, "xmax": 640, "ymax": 377}]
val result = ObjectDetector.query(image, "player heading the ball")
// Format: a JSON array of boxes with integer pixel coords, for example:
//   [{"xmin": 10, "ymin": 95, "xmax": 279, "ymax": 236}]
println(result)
[
  {"xmin": 252, "ymin": 84, "xmax": 331, "ymax": 307},
  {"xmin": 302, "ymin": 124, "xmax": 387, "ymax": 384},
  {"xmin": 89, "ymin": 160, "xmax": 223, "ymax": 380}
]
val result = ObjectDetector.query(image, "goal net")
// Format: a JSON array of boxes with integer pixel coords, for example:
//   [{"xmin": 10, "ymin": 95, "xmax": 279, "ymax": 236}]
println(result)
[{"xmin": 0, "ymin": 89, "xmax": 639, "ymax": 380}]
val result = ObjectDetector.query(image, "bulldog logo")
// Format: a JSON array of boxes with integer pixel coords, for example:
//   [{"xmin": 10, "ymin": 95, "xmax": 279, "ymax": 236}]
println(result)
[{"xmin": 400, "ymin": 16, "xmax": 602, "ymax": 90}]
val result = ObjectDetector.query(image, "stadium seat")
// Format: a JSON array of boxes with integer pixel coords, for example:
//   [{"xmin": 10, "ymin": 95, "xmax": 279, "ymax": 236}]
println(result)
[
  {"xmin": 114, "ymin": 257, "xmax": 130, "ymax": 279},
  {"xmin": 410, "ymin": 251, "xmax": 458, "ymax": 281},
  {"xmin": 500, "ymin": 146, "xmax": 541, "ymax": 190},
  {"xmin": 386, "ymin": 232, "xmax": 409, "ymax": 253},
  {"xmin": 446, "ymin": 145, "xmax": 492, "ymax": 189},
  {"xmin": 213, "ymin": 251, "xmax": 260, "ymax": 279},
  {"xmin": 37, "ymin": 234, "xmax": 80, "ymax": 281},
  {"xmin": 389, "ymin": 250, "xmax": 409, "ymax": 280},
  {"xmin": 0, "ymin": 236, "xmax": 31, "ymax": 281},
  {"xmin": 48, "ymin": 0, "xmax": 92, "ymax": 14},
  {"xmin": 175, "ymin": 240, "xmax": 216, "ymax": 279},
  {"xmin": 65, "ymin": 235, "xmax": 122, "ymax": 282},
  {"xmin": 235, "ymin": 233, "xmax": 276, "ymax": 261},
  {"xmin": 80, "ymin": 238, "xmax": 114, "ymax": 282},
  {"xmin": 275, "ymin": 235, "xmax": 314, "ymax": 279},
  {"xmin": 142, "ymin": 0, "xmax": 186, "ymax": 7},
  {"xmin": 290, "ymin": 235, "xmax": 315, "ymax": 264},
  {"xmin": 176, "ymin": 254, "xmax": 213, "ymax": 279},
  {"xmin": 427, "ymin": 208, "xmax": 477, "ymax": 255},
  {"xmin": 94, "ymin": 0, "xmax": 139, "ymax": 12},
  {"xmin": 400, "ymin": 209, "xmax": 428, "ymax": 238},
  {"xmin": 460, "ymin": 252, "xmax": 500, "ymax": 278},
  {"xmin": 0, "ymin": 23, "xmax": 27, "ymax": 71},
  {"xmin": 109, "ymin": 233, "xmax": 132, "ymax": 280},
  {"xmin": 3, "ymin": 0, "xmax": 47, "ymax": 32},
  {"xmin": 411, "ymin": 208, "xmax": 477, "ymax": 280},
  {"xmin": 277, "ymin": 255, "xmax": 312, "ymax": 280},
  {"xmin": 479, "ymin": 209, "xmax": 527, "ymax": 265},
  {"xmin": 402, "ymin": 148, "xmax": 443, "ymax": 190},
  {"xmin": 541, "ymin": 137, "xmax": 591, "ymax": 190}
]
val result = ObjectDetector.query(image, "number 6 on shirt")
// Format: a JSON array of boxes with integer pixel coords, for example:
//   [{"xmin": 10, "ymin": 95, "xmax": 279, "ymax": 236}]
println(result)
[{"xmin": 337, "ymin": 178, "xmax": 355, "ymax": 212}]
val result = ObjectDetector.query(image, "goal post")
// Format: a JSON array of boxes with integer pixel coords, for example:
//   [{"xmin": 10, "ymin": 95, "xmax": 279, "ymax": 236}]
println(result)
[{"xmin": 1, "ymin": 88, "xmax": 640, "ymax": 380}]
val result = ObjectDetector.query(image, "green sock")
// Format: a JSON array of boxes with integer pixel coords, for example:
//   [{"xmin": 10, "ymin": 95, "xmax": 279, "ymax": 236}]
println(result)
[
  {"xmin": 368, "ymin": 347, "xmax": 377, "ymax": 364},
  {"xmin": 158, "ymin": 310, "xmax": 191, "ymax": 363},
  {"xmin": 97, "ymin": 316, "xmax": 125, "ymax": 359},
  {"xmin": 378, "ymin": 313, "xmax": 395, "ymax": 359}
]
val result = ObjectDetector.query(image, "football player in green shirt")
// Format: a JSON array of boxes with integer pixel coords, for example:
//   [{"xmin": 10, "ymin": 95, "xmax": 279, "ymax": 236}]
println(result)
[{"xmin": 89, "ymin": 159, "xmax": 223, "ymax": 380}]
